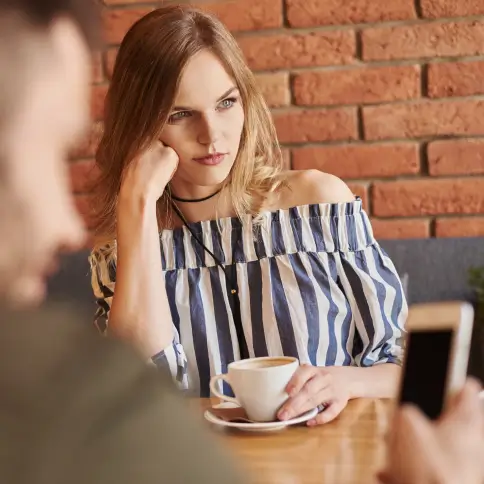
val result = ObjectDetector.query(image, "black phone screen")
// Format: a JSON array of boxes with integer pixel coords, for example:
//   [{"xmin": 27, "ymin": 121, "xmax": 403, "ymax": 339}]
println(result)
[{"xmin": 399, "ymin": 329, "xmax": 453, "ymax": 420}]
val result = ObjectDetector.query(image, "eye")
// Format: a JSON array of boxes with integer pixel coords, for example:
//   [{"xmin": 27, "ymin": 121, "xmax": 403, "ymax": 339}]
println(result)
[
  {"xmin": 168, "ymin": 111, "xmax": 191, "ymax": 124},
  {"xmin": 218, "ymin": 97, "xmax": 237, "ymax": 110}
]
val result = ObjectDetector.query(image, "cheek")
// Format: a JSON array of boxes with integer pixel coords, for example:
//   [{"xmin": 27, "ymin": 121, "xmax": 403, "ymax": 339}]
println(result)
[
  {"xmin": 0, "ymin": 189, "xmax": 24, "ymax": 239},
  {"xmin": 0, "ymin": 182, "xmax": 38, "ymax": 267},
  {"xmin": 224, "ymin": 108, "xmax": 245, "ymax": 143},
  {"xmin": 9, "ymin": 157, "xmax": 45, "ymax": 221},
  {"xmin": 159, "ymin": 126, "xmax": 192, "ymax": 158},
  {"xmin": 16, "ymin": 148, "xmax": 70, "ymax": 234}
]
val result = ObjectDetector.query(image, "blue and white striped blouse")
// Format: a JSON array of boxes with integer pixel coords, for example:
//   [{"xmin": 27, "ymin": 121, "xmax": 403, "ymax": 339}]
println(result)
[{"xmin": 90, "ymin": 199, "xmax": 407, "ymax": 397}]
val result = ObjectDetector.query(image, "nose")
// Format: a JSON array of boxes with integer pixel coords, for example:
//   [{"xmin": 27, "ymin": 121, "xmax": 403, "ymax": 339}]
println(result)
[{"xmin": 197, "ymin": 113, "xmax": 220, "ymax": 146}]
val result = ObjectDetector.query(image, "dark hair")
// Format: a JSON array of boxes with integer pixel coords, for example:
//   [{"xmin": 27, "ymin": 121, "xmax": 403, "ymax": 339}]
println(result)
[{"xmin": 0, "ymin": 0, "xmax": 101, "ymax": 48}]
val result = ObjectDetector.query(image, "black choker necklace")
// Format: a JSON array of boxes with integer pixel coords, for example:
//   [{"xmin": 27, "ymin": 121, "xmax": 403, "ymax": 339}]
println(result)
[{"xmin": 169, "ymin": 186, "xmax": 223, "ymax": 203}]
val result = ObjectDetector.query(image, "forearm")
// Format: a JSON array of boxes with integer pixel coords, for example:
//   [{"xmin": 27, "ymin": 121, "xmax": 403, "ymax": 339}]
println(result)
[
  {"xmin": 344, "ymin": 363, "xmax": 401, "ymax": 400},
  {"xmin": 110, "ymin": 193, "xmax": 173, "ymax": 357}
]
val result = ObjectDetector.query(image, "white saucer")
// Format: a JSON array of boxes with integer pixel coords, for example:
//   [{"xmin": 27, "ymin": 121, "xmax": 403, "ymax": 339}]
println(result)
[{"xmin": 204, "ymin": 402, "xmax": 318, "ymax": 432}]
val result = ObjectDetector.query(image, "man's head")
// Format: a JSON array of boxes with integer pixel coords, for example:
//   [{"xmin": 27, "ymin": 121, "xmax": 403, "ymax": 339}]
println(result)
[{"xmin": 0, "ymin": 0, "xmax": 99, "ymax": 307}]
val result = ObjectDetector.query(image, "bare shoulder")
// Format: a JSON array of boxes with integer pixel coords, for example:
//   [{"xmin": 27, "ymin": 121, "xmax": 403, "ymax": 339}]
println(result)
[{"xmin": 273, "ymin": 170, "xmax": 355, "ymax": 209}]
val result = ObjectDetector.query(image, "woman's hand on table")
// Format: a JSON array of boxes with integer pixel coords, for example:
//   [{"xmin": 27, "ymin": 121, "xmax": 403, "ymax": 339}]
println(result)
[
  {"xmin": 379, "ymin": 379, "xmax": 484, "ymax": 484},
  {"xmin": 277, "ymin": 365, "xmax": 352, "ymax": 426}
]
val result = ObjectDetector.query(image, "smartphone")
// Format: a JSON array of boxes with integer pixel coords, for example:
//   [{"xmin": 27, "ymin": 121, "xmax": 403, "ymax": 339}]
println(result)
[{"xmin": 397, "ymin": 301, "xmax": 474, "ymax": 420}]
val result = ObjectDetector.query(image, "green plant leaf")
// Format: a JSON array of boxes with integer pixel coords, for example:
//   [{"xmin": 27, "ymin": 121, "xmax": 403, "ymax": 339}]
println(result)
[{"xmin": 468, "ymin": 266, "xmax": 484, "ymax": 307}]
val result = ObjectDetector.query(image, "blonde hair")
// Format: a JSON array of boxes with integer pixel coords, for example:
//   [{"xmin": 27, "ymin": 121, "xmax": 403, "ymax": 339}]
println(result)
[{"xmin": 92, "ymin": 5, "xmax": 284, "ymax": 259}]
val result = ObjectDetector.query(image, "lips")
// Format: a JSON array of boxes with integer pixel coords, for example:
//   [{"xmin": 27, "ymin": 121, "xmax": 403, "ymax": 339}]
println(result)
[{"xmin": 193, "ymin": 153, "xmax": 226, "ymax": 166}]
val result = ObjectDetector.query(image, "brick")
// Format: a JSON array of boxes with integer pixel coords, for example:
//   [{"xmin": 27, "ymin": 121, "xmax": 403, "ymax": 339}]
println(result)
[
  {"xmin": 371, "ymin": 219, "xmax": 430, "ymax": 240},
  {"xmin": 108, "ymin": 52, "xmax": 290, "ymax": 107},
  {"xmin": 200, "ymin": 0, "xmax": 282, "ymax": 32},
  {"xmin": 428, "ymin": 61, "xmax": 484, "ymax": 99},
  {"xmin": 105, "ymin": 48, "xmax": 118, "ymax": 80},
  {"xmin": 238, "ymin": 31, "xmax": 355, "ymax": 71},
  {"xmin": 91, "ymin": 85, "xmax": 108, "ymax": 121},
  {"xmin": 292, "ymin": 143, "xmax": 419, "ymax": 179},
  {"xmin": 293, "ymin": 65, "xmax": 420, "ymax": 106},
  {"xmin": 103, "ymin": 0, "xmax": 231, "ymax": 3},
  {"xmin": 436, "ymin": 217, "xmax": 484, "ymax": 238},
  {"xmin": 362, "ymin": 20, "xmax": 484, "ymax": 61},
  {"xmin": 281, "ymin": 148, "xmax": 291, "ymax": 170},
  {"xmin": 287, "ymin": 0, "xmax": 416, "ymax": 28},
  {"xmin": 70, "ymin": 122, "xmax": 104, "ymax": 160},
  {"xmin": 274, "ymin": 108, "xmax": 358, "ymax": 144},
  {"xmin": 421, "ymin": 0, "xmax": 484, "ymax": 18},
  {"xmin": 363, "ymin": 99, "xmax": 484, "ymax": 140},
  {"xmin": 70, "ymin": 160, "xmax": 100, "ymax": 193},
  {"xmin": 92, "ymin": 51, "xmax": 104, "ymax": 84},
  {"xmin": 256, "ymin": 73, "xmax": 290, "ymax": 108},
  {"xmin": 372, "ymin": 178, "xmax": 484, "ymax": 217},
  {"xmin": 103, "ymin": 0, "xmax": 154, "ymax": 3},
  {"xmin": 102, "ymin": 8, "xmax": 153, "ymax": 45},
  {"xmin": 346, "ymin": 182, "xmax": 368, "ymax": 208},
  {"xmin": 75, "ymin": 194, "xmax": 96, "ymax": 230},
  {"xmin": 428, "ymin": 139, "xmax": 484, "ymax": 176}
]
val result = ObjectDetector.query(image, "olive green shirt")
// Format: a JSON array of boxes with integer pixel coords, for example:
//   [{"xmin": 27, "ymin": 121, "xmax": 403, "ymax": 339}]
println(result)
[{"xmin": 0, "ymin": 303, "xmax": 242, "ymax": 484}]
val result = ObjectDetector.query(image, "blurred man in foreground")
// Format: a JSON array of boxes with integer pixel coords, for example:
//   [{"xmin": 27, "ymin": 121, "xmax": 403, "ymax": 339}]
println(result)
[{"xmin": 0, "ymin": 1, "xmax": 241, "ymax": 483}]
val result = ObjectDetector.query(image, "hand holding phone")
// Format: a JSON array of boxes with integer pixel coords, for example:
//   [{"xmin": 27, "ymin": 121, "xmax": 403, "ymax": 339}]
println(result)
[{"xmin": 397, "ymin": 302, "xmax": 474, "ymax": 420}]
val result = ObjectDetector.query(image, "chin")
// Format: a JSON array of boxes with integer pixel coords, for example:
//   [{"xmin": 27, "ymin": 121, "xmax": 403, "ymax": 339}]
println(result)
[{"xmin": 180, "ymin": 163, "xmax": 233, "ymax": 187}]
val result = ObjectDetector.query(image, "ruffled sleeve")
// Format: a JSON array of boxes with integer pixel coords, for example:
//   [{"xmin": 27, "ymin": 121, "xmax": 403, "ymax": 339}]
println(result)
[
  {"xmin": 332, "ymin": 207, "xmax": 407, "ymax": 366},
  {"xmin": 89, "ymin": 247, "xmax": 189, "ymax": 389}
]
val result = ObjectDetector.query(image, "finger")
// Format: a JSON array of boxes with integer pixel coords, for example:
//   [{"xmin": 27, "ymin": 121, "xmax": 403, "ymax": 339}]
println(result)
[
  {"xmin": 307, "ymin": 399, "xmax": 346, "ymax": 426},
  {"xmin": 458, "ymin": 377, "xmax": 482, "ymax": 405},
  {"xmin": 399, "ymin": 405, "xmax": 434, "ymax": 438},
  {"xmin": 285, "ymin": 364, "xmax": 318, "ymax": 396},
  {"xmin": 279, "ymin": 373, "xmax": 332, "ymax": 420},
  {"xmin": 442, "ymin": 379, "xmax": 482, "ymax": 427},
  {"xmin": 446, "ymin": 378, "xmax": 481, "ymax": 413},
  {"xmin": 390, "ymin": 406, "xmax": 435, "ymax": 457},
  {"xmin": 386, "ymin": 406, "xmax": 442, "ymax": 483},
  {"xmin": 278, "ymin": 366, "xmax": 316, "ymax": 420},
  {"xmin": 400, "ymin": 406, "xmax": 447, "ymax": 473}
]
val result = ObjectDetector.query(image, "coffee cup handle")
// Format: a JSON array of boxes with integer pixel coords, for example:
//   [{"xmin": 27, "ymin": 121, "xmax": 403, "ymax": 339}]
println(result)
[{"xmin": 209, "ymin": 374, "xmax": 239, "ymax": 405}]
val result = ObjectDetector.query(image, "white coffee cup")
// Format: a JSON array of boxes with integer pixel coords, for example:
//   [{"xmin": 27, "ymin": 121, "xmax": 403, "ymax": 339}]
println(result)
[{"xmin": 209, "ymin": 356, "xmax": 299, "ymax": 422}]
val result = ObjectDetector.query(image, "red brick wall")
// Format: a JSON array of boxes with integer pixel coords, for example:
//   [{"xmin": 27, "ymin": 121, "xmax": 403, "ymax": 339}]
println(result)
[{"xmin": 72, "ymin": 0, "xmax": 484, "ymax": 239}]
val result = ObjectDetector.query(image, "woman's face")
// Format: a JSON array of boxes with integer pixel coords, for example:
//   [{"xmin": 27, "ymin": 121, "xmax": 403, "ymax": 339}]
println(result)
[{"xmin": 160, "ymin": 49, "xmax": 245, "ymax": 193}]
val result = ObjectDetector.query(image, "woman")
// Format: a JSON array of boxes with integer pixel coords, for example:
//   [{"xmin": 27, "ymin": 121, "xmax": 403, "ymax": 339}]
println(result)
[{"xmin": 90, "ymin": 5, "xmax": 407, "ymax": 424}]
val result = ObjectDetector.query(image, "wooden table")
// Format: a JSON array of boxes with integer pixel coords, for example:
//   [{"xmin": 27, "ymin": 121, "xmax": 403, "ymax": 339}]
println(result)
[{"xmin": 199, "ymin": 398, "xmax": 392, "ymax": 484}]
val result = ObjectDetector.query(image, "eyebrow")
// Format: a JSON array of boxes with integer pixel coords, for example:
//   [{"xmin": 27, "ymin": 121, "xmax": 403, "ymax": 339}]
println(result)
[{"xmin": 172, "ymin": 86, "xmax": 239, "ymax": 112}]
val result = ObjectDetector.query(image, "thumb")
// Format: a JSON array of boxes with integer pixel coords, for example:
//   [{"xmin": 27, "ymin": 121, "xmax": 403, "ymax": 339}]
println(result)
[
  {"xmin": 399, "ymin": 405, "xmax": 436, "ymax": 443},
  {"xmin": 442, "ymin": 379, "xmax": 482, "ymax": 426}
]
